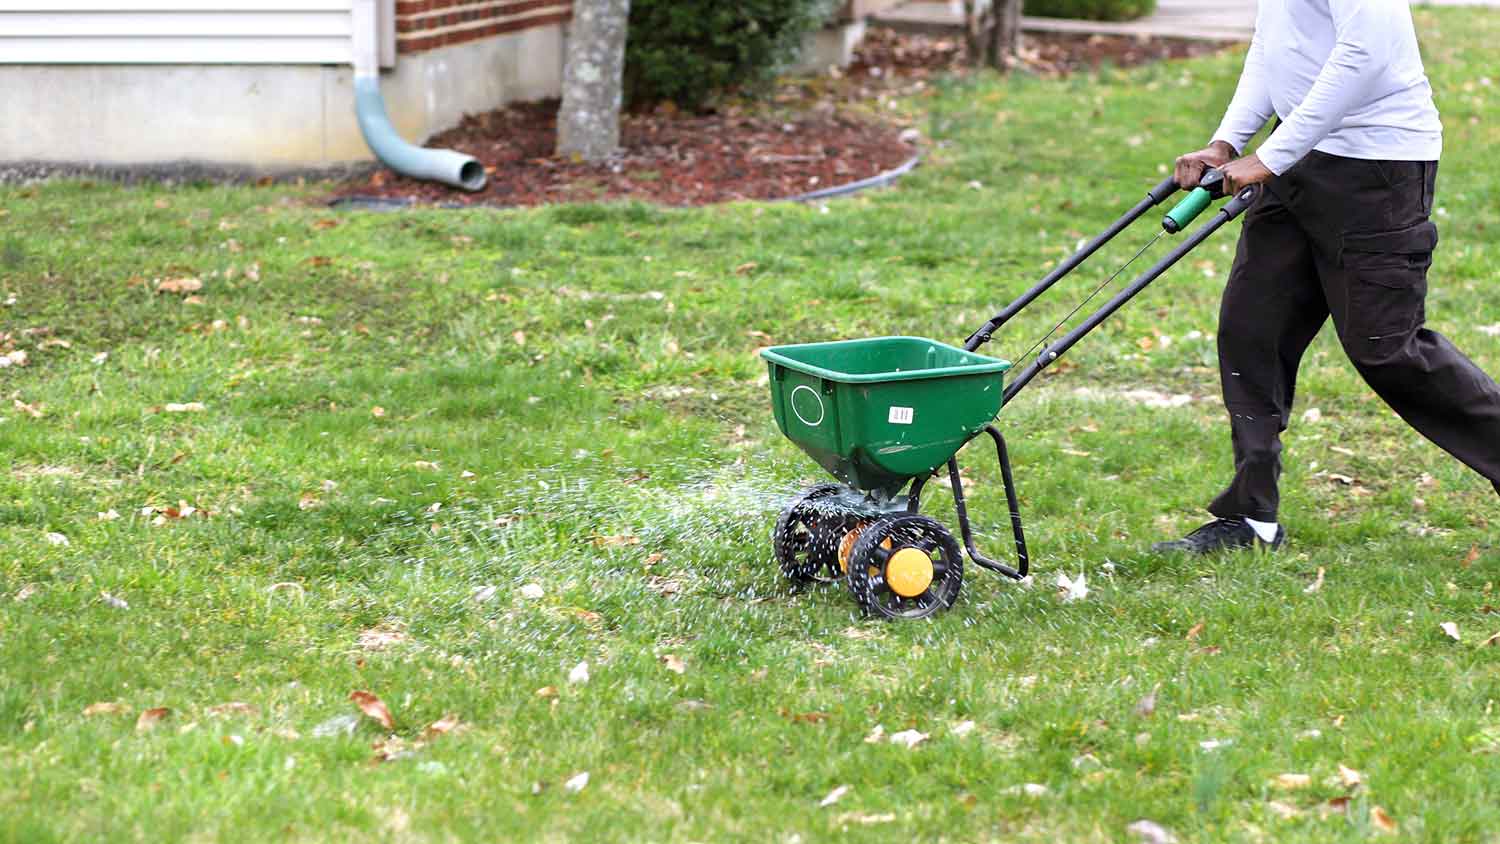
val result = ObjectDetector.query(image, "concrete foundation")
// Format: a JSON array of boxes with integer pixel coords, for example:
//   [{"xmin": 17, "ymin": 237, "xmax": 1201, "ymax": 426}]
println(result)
[{"xmin": 0, "ymin": 24, "xmax": 565, "ymax": 173}]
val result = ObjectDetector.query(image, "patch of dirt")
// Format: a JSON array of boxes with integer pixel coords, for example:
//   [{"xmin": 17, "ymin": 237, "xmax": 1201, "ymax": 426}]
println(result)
[
  {"xmin": 329, "ymin": 30, "xmax": 1230, "ymax": 208},
  {"xmin": 335, "ymin": 102, "xmax": 917, "ymax": 208}
]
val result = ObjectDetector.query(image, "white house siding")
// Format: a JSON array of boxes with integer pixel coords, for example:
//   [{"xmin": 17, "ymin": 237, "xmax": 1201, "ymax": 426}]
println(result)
[
  {"xmin": 0, "ymin": 1, "xmax": 358, "ymax": 65},
  {"xmin": 0, "ymin": 1, "xmax": 566, "ymax": 170}
]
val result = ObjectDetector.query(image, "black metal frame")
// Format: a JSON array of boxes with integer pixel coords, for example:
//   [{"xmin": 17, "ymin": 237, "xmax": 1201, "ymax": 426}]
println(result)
[{"xmin": 906, "ymin": 178, "xmax": 1262, "ymax": 580}]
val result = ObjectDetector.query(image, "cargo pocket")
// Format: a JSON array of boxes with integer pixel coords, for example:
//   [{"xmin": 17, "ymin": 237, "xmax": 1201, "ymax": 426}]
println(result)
[{"xmin": 1340, "ymin": 220, "xmax": 1437, "ymax": 342}]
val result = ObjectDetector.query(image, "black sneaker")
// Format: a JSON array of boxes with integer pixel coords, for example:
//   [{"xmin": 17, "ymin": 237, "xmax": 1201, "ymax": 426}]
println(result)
[{"xmin": 1150, "ymin": 517, "xmax": 1284, "ymax": 555}]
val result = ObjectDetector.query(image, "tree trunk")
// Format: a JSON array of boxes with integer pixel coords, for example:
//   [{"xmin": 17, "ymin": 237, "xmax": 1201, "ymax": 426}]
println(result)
[
  {"xmin": 989, "ymin": 0, "xmax": 1021, "ymax": 68},
  {"xmin": 556, "ymin": 0, "xmax": 631, "ymax": 162},
  {"xmin": 963, "ymin": 0, "xmax": 1020, "ymax": 70}
]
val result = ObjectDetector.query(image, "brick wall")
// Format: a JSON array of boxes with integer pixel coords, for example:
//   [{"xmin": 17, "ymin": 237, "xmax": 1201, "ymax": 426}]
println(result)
[{"xmin": 396, "ymin": 0, "xmax": 572, "ymax": 54}]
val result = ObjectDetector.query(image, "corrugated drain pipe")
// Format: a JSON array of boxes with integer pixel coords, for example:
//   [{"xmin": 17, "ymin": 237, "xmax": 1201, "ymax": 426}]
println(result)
[{"xmin": 350, "ymin": 0, "xmax": 486, "ymax": 192}]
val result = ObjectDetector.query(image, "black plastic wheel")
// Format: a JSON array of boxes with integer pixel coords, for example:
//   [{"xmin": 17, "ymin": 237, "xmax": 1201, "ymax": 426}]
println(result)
[
  {"xmin": 773, "ymin": 483, "xmax": 856, "ymax": 584},
  {"xmin": 845, "ymin": 514, "xmax": 963, "ymax": 619}
]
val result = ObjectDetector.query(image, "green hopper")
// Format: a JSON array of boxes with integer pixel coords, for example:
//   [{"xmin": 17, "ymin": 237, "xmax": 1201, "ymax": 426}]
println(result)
[{"xmin": 761, "ymin": 170, "xmax": 1259, "ymax": 619}]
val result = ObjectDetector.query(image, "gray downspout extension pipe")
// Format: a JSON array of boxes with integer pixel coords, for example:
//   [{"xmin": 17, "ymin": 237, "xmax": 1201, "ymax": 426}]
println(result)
[
  {"xmin": 352, "ymin": 76, "xmax": 487, "ymax": 192},
  {"xmin": 350, "ymin": 0, "xmax": 485, "ymax": 192}
]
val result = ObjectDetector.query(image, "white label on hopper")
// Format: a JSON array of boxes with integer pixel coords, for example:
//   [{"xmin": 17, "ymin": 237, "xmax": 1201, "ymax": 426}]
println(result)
[{"xmin": 888, "ymin": 406, "xmax": 914, "ymax": 425}]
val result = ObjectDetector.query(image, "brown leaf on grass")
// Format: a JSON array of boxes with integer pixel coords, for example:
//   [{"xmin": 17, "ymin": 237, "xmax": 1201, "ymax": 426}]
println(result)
[
  {"xmin": 1337, "ymin": 763, "xmax": 1363, "ymax": 789},
  {"xmin": 535, "ymin": 686, "xmax": 558, "ymax": 698},
  {"xmin": 349, "ymin": 690, "xmax": 395, "ymax": 730},
  {"xmin": 1319, "ymin": 796, "xmax": 1352, "ymax": 819},
  {"xmin": 1272, "ymin": 773, "xmax": 1312, "ymax": 789},
  {"xmin": 661, "ymin": 654, "xmax": 687, "ymax": 674},
  {"xmin": 156, "ymin": 277, "xmax": 203, "ymax": 295},
  {"xmin": 83, "ymin": 701, "xmax": 128, "ymax": 717},
  {"xmin": 144, "ymin": 401, "xmax": 207, "ymax": 415},
  {"xmin": 356, "ymin": 627, "xmax": 409, "ymax": 651},
  {"xmin": 1370, "ymin": 805, "xmax": 1398, "ymax": 834},
  {"xmin": 1185, "ymin": 622, "xmax": 1205, "ymax": 641},
  {"xmin": 12, "ymin": 399, "xmax": 44, "ymax": 418},
  {"xmin": 783, "ymin": 710, "xmax": 830, "ymax": 724},
  {"xmin": 1266, "ymin": 800, "xmax": 1300, "ymax": 819},
  {"xmin": 422, "ymin": 714, "xmax": 461, "ymax": 740},
  {"xmin": 136, "ymin": 707, "xmax": 171, "ymax": 732},
  {"xmin": 207, "ymin": 702, "xmax": 259, "ymax": 718},
  {"xmin": 1305, "ymin": 567, "xmax": 1326, "ymax": 594},
  {"xmin": 304, "ymin": 256, "xmax": 332, "ymax": 267},
  {"xmin": 1463, "ymin": 544, "xmax": 1481, "ymax": 568},
  {"xmin": 1482, "ymin": 631, "xmax": 1500, "ymax": 647},
  {"xmin": 733, "ymin": 261, "xmax": 759, "ymax": 275},
  {"xmin": 311, "ymin": 218, "xmax": 340, "ymax": 230},
  {"xmin": 592, "ymin": 534, "xmax": 640, "ymax": 548},
  {"xmin": 298, "ymin": 492, "xmax": 322, "ymax": 511},
  {"xmin": 370, "ymin": 406, "xmax": 386, "ymax": 418}
]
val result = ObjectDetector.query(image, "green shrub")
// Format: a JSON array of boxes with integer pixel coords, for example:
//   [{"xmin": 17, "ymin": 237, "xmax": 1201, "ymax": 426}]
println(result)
[
  {"xmin": 1024, "ymin": 0, "xmax": 1156, "ymax": 22},
  {"xmin": 625, "ymin": 0, "xmax": 838, "ymax": 111}
]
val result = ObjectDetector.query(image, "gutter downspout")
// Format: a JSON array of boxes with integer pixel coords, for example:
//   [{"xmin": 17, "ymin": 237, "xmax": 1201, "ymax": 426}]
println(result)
[{"xmin": 350, "ymin": 0, "xmax": 487, "ymax": 192}]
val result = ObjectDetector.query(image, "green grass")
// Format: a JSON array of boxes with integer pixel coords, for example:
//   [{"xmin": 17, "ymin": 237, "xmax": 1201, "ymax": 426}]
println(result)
[{"xmin": 3, "ymin": 9, "xmax": 1500, "ymax": 841}]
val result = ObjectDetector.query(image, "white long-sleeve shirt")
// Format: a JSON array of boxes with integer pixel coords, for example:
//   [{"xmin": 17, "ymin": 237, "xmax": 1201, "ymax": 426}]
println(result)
[{"xmin": 1211, "ymin": 0, "xmax": 1442, "ymax": 175}]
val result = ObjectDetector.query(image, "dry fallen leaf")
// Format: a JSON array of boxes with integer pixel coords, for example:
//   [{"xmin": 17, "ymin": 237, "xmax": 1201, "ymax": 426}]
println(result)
[
  {"xmin": 44, "ymin": 531, "xmax": 69, "ymax": 546},
  {"xmin": 820, "ymin": 785, "xmax": 850, "ymax": 807},
  {"xmin": 163, "ymin": 402, "xmax": 206, "ymax": 413},
  {"xmin": 564, "ymin": 771, "xmax": 589, "ymax": 794},
  {"xmin": 207, "ymin": 702, "xmax": 259, "ymax": 718},
  {"xmin": 1441, "ymin": 621, "xmax": 1461, "ymax": 641},
  {"xmin": 1126, "ymin": 819, "xmax": 1178, "ymax": 844},
  {"xmin": 348, "ymin": 690, "xmax": 395, "ymax": 730},
  {"xmin": 1482, "ymin": 631, "xmax": 1500, "ymax": 647},
  {"xmin": 83, "ymin": 701, "xmax": 128, "ymax": 717},
  {"xmin": 889, "ymin": 729, "xmax": 928, "ymax": 749},
  {"xmin": 1185, "ymin": 622, "xmax": 1205, "ymax": 641},
  {"xmin": 535, "ymin": 686, "xmax": 558, "ymax": 699},
  {"xmin": 1370, "ymin": 805, "xmax": 1398, "ymax": 834},
  {"xmin": 592, "ymin": 534, "xmax": 640, "ymax": 548},
  {"xmin": 297, "ymin": 492, "xmax": 322, "ymax": 511},
  {"xmin": 156, "ymin": 277, "xmax": 203, "ymax": 295},
  {"xmin": 136, "ymin": 707, "xmax": 171, "ymax": 732},
  {"xmin": 1337, "ymin": 763, "xmax": 1363, "ymax": 789},
  {"xmin": 1266, "ymin": 800, "xmax": 1301, "ymax": 819},
  {"xmin": 1305, "ymin": 566, "xmax": 1326, "ymax": 594},
  {"xmin": 519, "ymin": 583, "xmax": 545, "ymax": 600},
  {"xmin": 662, "ymin": 654, "xmax": 687, "ymax": 674},
  {"xmin": 423, "ymin": 714, "xmax": 461, "ymax": 739},
  {"xmin": 356, "ymin": 627, "xmax": 409, "ymax": 651},
  {"xmin": 951, "ymin": 720, "xmax": 977, "ymax": 737},
  {"xmin": 1272, "ymin": 773, "xmax": 1312, "ymax": 789},
  {"xmin": 370, "ymin": 406, "xmax": 386, "ymax": 418},
  {"xmin": 864, "ymin": 724, "xmax": 886, "ymax": 743},
  {"xmin": 1463, "ymin": 544, "xmax": 1481, "ymax": 568}
]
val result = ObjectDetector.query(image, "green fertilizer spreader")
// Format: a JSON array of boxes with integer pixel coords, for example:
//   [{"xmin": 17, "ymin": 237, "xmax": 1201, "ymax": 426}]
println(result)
[{"xmin": 761, "ymin": 170, "xmax": 1258, "ymax": 619}]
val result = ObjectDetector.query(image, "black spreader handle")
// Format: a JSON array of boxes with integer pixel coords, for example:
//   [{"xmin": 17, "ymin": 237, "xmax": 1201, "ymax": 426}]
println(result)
[
  {"xmin": 999, "ymin": 184, "xmax": 1260, "ymax": 404},
  {"xmin": 964, "ymin": 176, "xmax": 1180, "ymax": 352}
]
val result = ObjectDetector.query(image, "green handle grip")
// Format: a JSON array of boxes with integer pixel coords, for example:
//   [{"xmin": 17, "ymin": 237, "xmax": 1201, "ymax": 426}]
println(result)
[{"xmin": 1162, "ymin": 187, "xmax": 1212, "ymax": 233}]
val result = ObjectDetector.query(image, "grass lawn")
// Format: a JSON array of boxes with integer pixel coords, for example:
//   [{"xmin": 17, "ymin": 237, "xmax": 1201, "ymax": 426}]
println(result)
[{"xmin": 3, "ymin": 9, "xmax": 1500, "ymax": 842}]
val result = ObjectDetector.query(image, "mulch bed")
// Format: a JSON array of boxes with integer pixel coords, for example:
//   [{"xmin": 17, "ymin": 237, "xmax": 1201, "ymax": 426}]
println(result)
[{"xmin": 329, "ymin": 30, "xmax": 1229, "ymax": 208}]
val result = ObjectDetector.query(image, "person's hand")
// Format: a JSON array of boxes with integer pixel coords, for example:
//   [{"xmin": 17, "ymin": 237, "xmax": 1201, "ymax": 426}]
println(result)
[
  {"xmin": 1220, "ymin": 154, "xmax": 1274, "ymax": 194},
  {"xmin": 1173, "ymin": 141, "xmax": 1237, "ymax": 189}
]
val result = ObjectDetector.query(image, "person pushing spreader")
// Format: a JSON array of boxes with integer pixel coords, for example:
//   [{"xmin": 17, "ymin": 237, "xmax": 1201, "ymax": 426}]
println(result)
[{"xmin": 761, "ymin": 171, "xmax": 1258, "ymax": 619}]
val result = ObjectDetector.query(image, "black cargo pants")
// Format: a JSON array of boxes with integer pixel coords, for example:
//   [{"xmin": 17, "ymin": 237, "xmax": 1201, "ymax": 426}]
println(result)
[{"xmin": 1208, "ymin": 150, "xmax": 1500, "ymax": 522}]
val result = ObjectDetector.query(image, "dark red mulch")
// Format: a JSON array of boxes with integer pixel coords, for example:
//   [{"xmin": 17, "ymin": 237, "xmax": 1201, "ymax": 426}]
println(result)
[
  {"xmin": 334, "ymin": 103, "xmax": 917, "ymax": 207},
  {"xmin": 329, "ymin": 31, "xmax": 1229, "ymax": 208}
]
